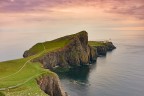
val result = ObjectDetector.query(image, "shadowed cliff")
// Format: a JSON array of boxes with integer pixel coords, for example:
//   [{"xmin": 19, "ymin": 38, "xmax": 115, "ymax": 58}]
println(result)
[{"xmin": 23, "ymin": 31, "xmax": 116, "ymax": 96}]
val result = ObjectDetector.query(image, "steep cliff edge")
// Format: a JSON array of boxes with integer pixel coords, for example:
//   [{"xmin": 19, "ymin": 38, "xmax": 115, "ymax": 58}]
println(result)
[
  {"xmin": 23, "ymin": 31, "xmax": 116, "ymax": 96},
  {"xmin": 0, "ymin": 31, "xmax": 115, "ymax": 96},
  {"xmin": 40, "ymin": 31, "xmax": 97, "ymax": 69},
  {"xmin": 24, "ymin": 31, "xmax": 97, "ymax": 69},
  {"xmin": 23, "ymin": 31, "xmax": 98, "ymax": 96},
  {"xmin": 37, "ymin": 73, "xmax": 67, "ymax": 96}
]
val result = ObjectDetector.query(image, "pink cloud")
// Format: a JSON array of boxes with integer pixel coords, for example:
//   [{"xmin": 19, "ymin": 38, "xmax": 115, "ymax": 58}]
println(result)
[
  {"xmin": 0, "ymin": 0, "xmax": 144, "ymax": 20},
  {"xmin": 104, "ymin": 0, "xmax": 144, "ymax": 19}
]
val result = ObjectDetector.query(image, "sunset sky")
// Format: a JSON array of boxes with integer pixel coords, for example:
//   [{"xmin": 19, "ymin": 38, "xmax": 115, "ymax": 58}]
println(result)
[{"xmin": 0, "ymin": 0, "xmax": 144, "ymax": 32}]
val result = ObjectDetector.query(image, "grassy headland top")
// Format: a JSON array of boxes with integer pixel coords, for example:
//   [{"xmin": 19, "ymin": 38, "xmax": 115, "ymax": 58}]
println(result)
[{"xmin": 0, "ymin": 31, "xmax": 108, "ymax": 96}]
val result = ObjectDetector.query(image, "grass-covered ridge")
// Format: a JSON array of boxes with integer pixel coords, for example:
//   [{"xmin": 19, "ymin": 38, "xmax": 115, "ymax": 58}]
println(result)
[
  {"xmin": 24, "ymin": 31, "xmax": 88, "ymax": 58},
  {"xmin": 0, "ymin": 31, "xmax": 110, "ymax": 96},
  {"xmin": 26, "ymin": 34, "xmax": 72, "ymax": 57},
  {"xmin": 0, "ymin": 57, "xmax": 51, "ymax": 96},
  {"xmin": 88, "ymin": 41, "xmax": 106, "ymax": 47},
  {"xmin": 0, "ymin": 32, "xmax": 79, "ymax": 96},
  {"xmin": 0, "ymin": 42, "xmax": 55, "ymax": 96}
]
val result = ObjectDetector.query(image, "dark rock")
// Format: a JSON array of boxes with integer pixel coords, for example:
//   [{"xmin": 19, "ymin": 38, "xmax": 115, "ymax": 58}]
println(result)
[
  {"xmin": 95, "ymin": 46, "xmax": 107, "ymax": 56},
  {"xmin": 105, "ymin": 42, "xmax": 116, "ymax": 51},
  {"xmin": 37, "ymin": 74, "xmax": 68, "ymax": 96},
  {"xmin": 23, "ymin": 31, "xmax": 116, "ymax": 96},
  {"xmin": 35, "ymin": 31, "xmax": 98, "ymax": 69},
  {"xmin": 93, "ymin": 42, "xmax": 116, "ymax": 56},
  {"xmin": 23, "ymin": 50, "xmax": 29, "ymax": 58}
]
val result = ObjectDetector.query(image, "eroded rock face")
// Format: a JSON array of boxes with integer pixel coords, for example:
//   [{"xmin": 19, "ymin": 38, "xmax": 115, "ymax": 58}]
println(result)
[
  {"xmin": 37, "ymin": 31, "xmax": 97, "ymax": 69},
  {"xmin": 23, "ymin": 31, "xmax": 98, "ymax": 96},
  {"xmin": 93, "ymin": 42, "xmax": 116, "ymax": 56},
  {"xmin": 37, "ymin": 74, "xmax": 68, "ymax": 96},
  {"xmin": 95, "ymin": 46, "xmax": 107, "ymax": 55},
  {"xmin": 23, "ymin": 50, "xmax": 29, "ymax": 58},
  {"xmin": 105, "ymin": 42, "xmax": 116, "ymax": 51}
]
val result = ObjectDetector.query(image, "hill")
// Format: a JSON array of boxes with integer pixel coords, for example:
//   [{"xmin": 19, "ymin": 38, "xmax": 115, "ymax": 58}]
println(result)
[{"xmin": 0, "ymin": 31, "xmax": 115, "ymax": 96}]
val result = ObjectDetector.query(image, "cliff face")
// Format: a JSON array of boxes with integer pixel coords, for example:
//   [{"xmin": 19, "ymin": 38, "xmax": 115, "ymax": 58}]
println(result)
[
  {"xmin": 37, "ymin": 74, "xmax": 67, "ymax": 96},
  {"xmin": 23, "ymin": 31, "xmax": 116, "ymax": 96},
  {"xmin": 105, "ymin": 42, "xmax": 116, "ymax": 51},
  {"xmin": 93, "ymin": 42, "xmax": 116, "ymax": 56},
  {"xmin": 35, "ymin": 31, "xmax": 97, "ymax": 69},
  {"xmin": 23, "ymin": 31, "xmax": 98, "ymax": 96}
]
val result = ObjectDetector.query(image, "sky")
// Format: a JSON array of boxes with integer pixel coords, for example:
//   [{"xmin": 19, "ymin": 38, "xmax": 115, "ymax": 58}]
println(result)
[
  {"xmin": 0, "ymin": 0, "xmax": 144, "ymax": 61},
  {"xmin": 0, "ymin": 0, "xmax": 144, "ymax": 33}
]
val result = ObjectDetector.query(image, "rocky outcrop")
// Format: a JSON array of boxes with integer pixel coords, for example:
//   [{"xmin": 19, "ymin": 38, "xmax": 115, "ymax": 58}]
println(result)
[
  {"xmin": 93, "ymin": 42, "xmax": 116, "ymax": 56},
  {"xmin": 95, "ymin": 46, "xmax": 107, "ymax": 55},
  {"xmin": 23, "ymin": 50, "xmax": 29, "ymax": 58},
  {"xmin": 105, "ymin": 42, "xmax": 116, "ymax": 51},
  {"xmin": 34, "ymin": 31, "xmax": 97, "ymax": 69},
  {"xmin": 37, "ymin": 74, "xmax": 68, "ymax": 96}
]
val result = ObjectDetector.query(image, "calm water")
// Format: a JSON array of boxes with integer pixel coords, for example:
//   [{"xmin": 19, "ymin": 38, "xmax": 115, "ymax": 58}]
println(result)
[
  {"xmin": 0, "ymin": 31, "xmax": 144, "ymax": 96},
  {"xmin": 60, "ymin": 31, "xmax": 144, "ymax": 96}
]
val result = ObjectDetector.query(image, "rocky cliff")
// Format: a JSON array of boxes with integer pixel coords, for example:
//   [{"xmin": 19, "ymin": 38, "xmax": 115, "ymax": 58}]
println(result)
[
  {"xmin": 89, "ymin": 41, "xmax": 116, "ymax": 56},
  {"xmin": 24, "ymin": 31, "xmax": 98, "ymax": 69},
  {"xmin": 23, "ymin": 31, "xmax": 116, "ymax": 96},
  {"xmin": 37, "ymin": 73, "xmax": 68, "ymax": 96},
  {"xmin": 23, "ymin": 31, "xmax": 98, "ymax": 96},
  {"xmin": 40, "ymin": 31, "xmax": 97, "ymax": 69}
]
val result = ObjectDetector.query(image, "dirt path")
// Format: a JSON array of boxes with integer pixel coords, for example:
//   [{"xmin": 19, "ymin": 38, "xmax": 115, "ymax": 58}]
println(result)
[{"xmin": 0, "ymin": 43, "xmax": 46, "ymax": 91}]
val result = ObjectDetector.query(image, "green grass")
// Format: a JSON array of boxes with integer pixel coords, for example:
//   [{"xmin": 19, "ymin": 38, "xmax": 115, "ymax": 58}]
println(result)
[
  {"xmin": 88, "ymin": 41, "xmax": 106, "ymax": 47},
  {"xmin": 0, "ymin": 46, "xmax": 55, "ymax": 96},
  {"xmin": 25, "ymin": 35, "xmax": 73, "ymax": 61},
  {"xmin": 1, "ymin": 79, "xmax": 47, "ymax": 96},
  {"xmin": 19, "ymin": 80, "xmax": 46, "ymax": 96},
  {"xmin": 0, "ymin": 31, "xmax": 90, "ymax": 96},
  {"xmin": 0, "ymin": 57, "xmax": 52, "ymax": 96},
  {"xmin": 27, "ymin": 43, "xmax": 45, "ymax": 55},
  {"xmin": 0, "ymin": 59, "xmax": 41, "ymax": 88},
  {"xmin": 25, "ymin": 31, "xmax": 88, "ymax": 58},
  {"xmin": 27, "ymin": 35, "xmax": 72, "ymax": 56},
  {"xmin": 0, "ymin": 58, "xmax": 27, "ymax": 77},
  {"xmin": 0, "ymin": 34, "xmax": 73, "ymax": 96}
]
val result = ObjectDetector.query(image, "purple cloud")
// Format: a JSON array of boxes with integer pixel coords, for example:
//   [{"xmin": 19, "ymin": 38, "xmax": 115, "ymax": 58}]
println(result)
[
  {"xmin": 104, "ymin": 0, "xmax": 144, "ymax": 19},
  {"xmin": 0, "ymin": 0, "xmax": 75, "ymax": 12},
  {"xmin": 0, "ymin": 0, "xmax": 48, "ymax": 12},
  {"xmin": 0, "ymin": 0, "xmax": 144, "ymax": 19}
]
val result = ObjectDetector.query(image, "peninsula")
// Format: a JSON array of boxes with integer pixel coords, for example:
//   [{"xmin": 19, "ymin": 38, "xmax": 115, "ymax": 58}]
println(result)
[{"xmin": 0, "ymin": 31, "xmax": 116, "ymax": 96}]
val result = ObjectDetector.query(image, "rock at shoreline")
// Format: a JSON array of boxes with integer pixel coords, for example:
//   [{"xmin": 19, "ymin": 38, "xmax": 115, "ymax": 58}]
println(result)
[{"xmin": 37, "ymin": 73, "xmax": 68, "ymax": 96}]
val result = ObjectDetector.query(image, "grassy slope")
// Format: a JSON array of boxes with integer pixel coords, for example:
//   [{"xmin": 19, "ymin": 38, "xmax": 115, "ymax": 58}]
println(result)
[
  {"xmin": 0, "ymin": 56, "xmax": 53, "ymax": 96},
  {"xmin": 0, "ymin": 32, "xmax": 105, "ymax": 96},
  {"xmin": 27, "ymin": 35, "xmax": 71, "ymax": 56},
  {"xmin": 88, "ymin": 41, "xmax": 106, "ymax": 47},
  {"xmin": 26, "ymin": 31, "xmax": 88, "ymax": 58},
  {"xmin": 0, "ymin": 34, "xmax": 72, "ymax": 96}
]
